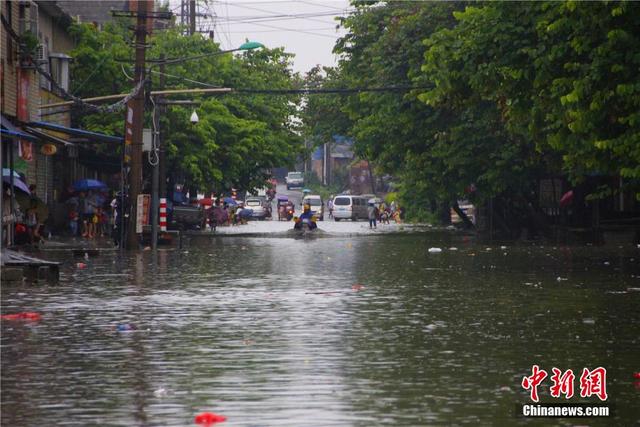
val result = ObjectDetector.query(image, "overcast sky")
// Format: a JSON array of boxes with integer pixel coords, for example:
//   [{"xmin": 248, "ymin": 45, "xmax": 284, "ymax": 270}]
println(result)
[{"xmin": 169, "ymin": 0, "xmax": 353, "ymax": 75}]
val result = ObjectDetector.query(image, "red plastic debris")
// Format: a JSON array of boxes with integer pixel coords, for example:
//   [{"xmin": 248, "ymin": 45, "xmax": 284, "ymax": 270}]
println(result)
[
  {"xmin": 352, "ymin": 284, "xmax": 365, "ymax": 292},
  {"xmin": 76, "ymin": 262, "xmax": 87, "ymax": 269},
  {"xmin": 1, "ymin": 312, "xmax": 42, "ymax": 321},
  {"xmin": 633, "ymin": 372, "xmax": 640, "ymax": 379},
  {"xmin": 194, "ymin": 412, "xmax": 227, "ymax": 425}
]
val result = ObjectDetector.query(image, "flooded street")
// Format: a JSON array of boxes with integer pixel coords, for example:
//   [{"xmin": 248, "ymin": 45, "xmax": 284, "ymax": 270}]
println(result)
[{"xmin": 2, "ymin": 229, "xmax": 639, "ymax": 426}]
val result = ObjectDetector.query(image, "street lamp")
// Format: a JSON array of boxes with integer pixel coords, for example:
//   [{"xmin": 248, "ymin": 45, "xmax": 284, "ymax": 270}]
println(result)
[
  {"xmin": 154, "ymin": 41, "xmax": 265, "ymax": 66},
  {"xmin": 189, "ymin": 110, "xmax": 199, "ymax": 125},
  {"xmin": 148, "ymin": 41, "xmax": 264, "ymax": 250}
]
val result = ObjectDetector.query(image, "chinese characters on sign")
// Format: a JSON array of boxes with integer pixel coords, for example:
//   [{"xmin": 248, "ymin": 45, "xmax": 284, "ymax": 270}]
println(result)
[{"xmin": 522, "ymin": 366, "xmax": 607, "ymax": 402}]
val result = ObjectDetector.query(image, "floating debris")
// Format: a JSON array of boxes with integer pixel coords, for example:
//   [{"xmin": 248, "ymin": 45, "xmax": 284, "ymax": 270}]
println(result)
[
  {"xmin": 428, "ymin": 247, "xmax": 442, "ymax": 253},
  {"xmin": 115, "ymin": 323, "xmax": 136, "ymax": 332},
  {"xmin": 154, "ymin": 387, "xmax": 169, "ymax": 398},
  {"xmin": 194, "ymin": 412, "xmax": 227, "ymax": 425},
  {"xmin": 1, "ymin": 312, "xmax": 41, "ymax": 321}
]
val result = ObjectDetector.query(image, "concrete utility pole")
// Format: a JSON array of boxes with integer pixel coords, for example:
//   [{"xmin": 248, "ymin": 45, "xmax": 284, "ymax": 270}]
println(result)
[
  {"xmin": 189, "ymin": 0, "xmax": 196, "ymax": 35},
  {"xmin": 157, "ymin": 56, "xmax": 167, "ymax": 228},
  {"xmin": 127, "ymin": 0, "xmax": 149, "ymax": 250},
  {"xmin": 150, "ymin": 55, "xmax": 165, "ymax": 251}
]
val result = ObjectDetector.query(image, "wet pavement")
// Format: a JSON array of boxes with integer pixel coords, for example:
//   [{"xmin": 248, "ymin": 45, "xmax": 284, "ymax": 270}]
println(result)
[{"xmin": 1, "ymin": 220, "xmax": 639, "ymax": 426}]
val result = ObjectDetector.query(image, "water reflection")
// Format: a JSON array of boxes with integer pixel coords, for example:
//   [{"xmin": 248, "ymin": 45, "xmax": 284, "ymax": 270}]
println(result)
[{"xmin": 2, "ymin": 233, "xmax": 639, "ymax": 426}]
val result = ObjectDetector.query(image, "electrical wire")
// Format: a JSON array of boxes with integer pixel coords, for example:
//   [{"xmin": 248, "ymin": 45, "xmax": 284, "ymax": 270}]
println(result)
[
  {"xmin": 215, "ymin": 2, "xmax": 340, "ymax": 26},
  {"xmin": 150, "ymin": 69, "xmax": 223, "ymax": 88},
  {"xmin": 229, "ymin": 20, "xmax": 338, "ymax": 39}
]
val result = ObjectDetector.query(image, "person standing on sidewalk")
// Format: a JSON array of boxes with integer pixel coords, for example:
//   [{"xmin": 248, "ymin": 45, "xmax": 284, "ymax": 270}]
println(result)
[
  {"xmin": 328, "ymin": 196, "xmax": 334, "ymax": 219},
  {"xmin": 367, "ymin": 202, "xmax": 378, "ymax": 229}
]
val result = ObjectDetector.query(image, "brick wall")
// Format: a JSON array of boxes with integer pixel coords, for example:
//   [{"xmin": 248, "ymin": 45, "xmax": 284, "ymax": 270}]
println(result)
[{"xmin": 1, "ymin": 0, "xmax": 19, "ymax": 117}]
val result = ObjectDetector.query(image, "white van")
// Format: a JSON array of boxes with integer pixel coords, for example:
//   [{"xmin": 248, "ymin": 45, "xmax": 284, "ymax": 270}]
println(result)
[
  {"xmin": 302, "ymin": 194, "xmax": 324, "ymax": 220},
  {"xmin": 285, "ymin": 171, "xmax": 304, "ymax": 189},
  {"xmin": 332, "ymin": 195, "xmax": 368, "ymax": 221}
]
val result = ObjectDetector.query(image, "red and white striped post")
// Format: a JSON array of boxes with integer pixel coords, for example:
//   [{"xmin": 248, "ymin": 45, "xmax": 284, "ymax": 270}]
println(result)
[{"xmin": 159, "ymin": 198, "xmax": 167, "ymax": 231}]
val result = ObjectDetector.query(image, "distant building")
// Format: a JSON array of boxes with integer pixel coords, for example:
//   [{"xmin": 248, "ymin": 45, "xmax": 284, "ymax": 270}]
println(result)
[
  {"xmin": 56, "ymin": 1, "xmax": 127, "ymax": 28},
  {"xmin": 310, "ymin": 135, "xmax": 354, "ymax": 187}
]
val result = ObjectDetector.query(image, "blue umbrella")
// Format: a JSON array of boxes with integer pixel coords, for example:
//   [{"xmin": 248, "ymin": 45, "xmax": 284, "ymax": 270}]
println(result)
[
  {"xmin": 223, "ymin": 197, "xmax": 237, "ymax": 205},
  {"xmin": 2, "ymin": 175, "xmax": 30, "ymax": 194},
  {"xmin": 2, "ymin": 168, "xmax": 21, "ymax": 178},
  {"xmin": 73, "ymin": 179, "xmax": 108, "ymax": 192}
]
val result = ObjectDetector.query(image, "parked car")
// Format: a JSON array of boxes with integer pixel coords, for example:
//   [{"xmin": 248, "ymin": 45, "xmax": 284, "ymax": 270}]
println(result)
[
  {"xmin": 332, "ymin": 195, "xmax": 368, "ymax": 221},
  {"xmin": 244, "ymin": 197, "xmax": 269, "ymax": 220},
  {"xmin": 285, "ymin": 171, "xmax": 304, "ymax": 189},
  {"xmin": 302, "ymin": 194, "xmax": 324, "ymax": 220}
]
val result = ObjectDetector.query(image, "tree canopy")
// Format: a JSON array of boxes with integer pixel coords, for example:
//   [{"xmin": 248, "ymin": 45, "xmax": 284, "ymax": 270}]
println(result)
[
  {"xmin": 302, "ymin": 0, "xmax": 640, "ymax": 224},
  {"xmin": 68, "ymin": 20, "xmax": 302, "ymax": 193}
]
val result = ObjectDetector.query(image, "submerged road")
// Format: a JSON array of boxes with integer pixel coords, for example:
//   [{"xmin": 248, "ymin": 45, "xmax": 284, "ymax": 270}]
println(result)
[{"xmin": 1, "ymin": 212, "xmax": 639, "ymax": 426}]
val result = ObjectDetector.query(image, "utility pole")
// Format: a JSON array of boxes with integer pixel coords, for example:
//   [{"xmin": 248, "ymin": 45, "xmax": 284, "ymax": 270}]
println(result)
[
  {"xmin": 158, "ymin": 56, "xmax": 167, "ymax": 216},
  {"xmin": 127, "ymin": 0, "xmax": 149, "ymax": 250},
  {"xmin": 189, "ymin": 0, "xmax": 196, "ymax": 35},
  {"xmin": 151, "ymin": 55, "xmax": 166, "ymax": 251}
]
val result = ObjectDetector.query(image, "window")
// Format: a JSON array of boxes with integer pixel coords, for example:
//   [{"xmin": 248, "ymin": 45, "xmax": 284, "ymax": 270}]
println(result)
[
  {"xmin": 49, "ymin": 54, "xmax": 70, "ymax": 91},
  {"xmin": 334, "ymin": 197, "xmax": 351, "ymax": 206},
  {"xmin": 6, "ymin": 2, "xmax": 13, "ymax": 64}
]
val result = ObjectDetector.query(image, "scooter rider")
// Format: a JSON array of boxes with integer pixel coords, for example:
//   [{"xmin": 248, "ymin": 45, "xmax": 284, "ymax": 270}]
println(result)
[{"xmin": 295, "ymin": 203, "xmax": 317, "ymax": 230}]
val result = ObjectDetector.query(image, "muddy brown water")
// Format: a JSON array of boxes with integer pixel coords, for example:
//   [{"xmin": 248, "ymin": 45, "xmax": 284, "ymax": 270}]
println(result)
[{"xmin": 2, "ymin": 231, "xmax": 639, "ymax": 426}]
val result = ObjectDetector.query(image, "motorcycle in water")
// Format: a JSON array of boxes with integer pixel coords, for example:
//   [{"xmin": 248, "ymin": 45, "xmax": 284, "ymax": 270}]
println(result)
[
  {"xmin": 293, "ymin": 216, "xmax": 318, "ymax": 234},
  {"xmin": 286, "ymin": 206, "xmax": 295, "ymax": 221}
]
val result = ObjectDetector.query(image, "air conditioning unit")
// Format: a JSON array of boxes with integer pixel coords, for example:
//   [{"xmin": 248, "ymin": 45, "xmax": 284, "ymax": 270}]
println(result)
[{"xmin": 35, "ymin": 43, "xmax": 48, "ymax": 64}]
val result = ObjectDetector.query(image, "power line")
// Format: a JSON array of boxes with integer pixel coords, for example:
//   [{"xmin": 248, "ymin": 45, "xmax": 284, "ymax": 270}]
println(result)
[
  {"xmin": 216, "ymin": 2, "xmax": 339, "ymax": 26},
  {"xmin": 150, "ymin": 69, "xmax": 223, "ymax": 88},
  {"xmin": 231, "ymin": 20, "xmax": 339, "ymax": 39},
  {"xmin": 223, "ymin": 27, "xmax": 338, "ymax": 33},
  {"xmin": 233, "ymin": 86, "xmax": 432, "ymax": 95},
  {"xmin": 200, "ymin": 11, "xmax": 354, "ymax": 25},
  {"xmin": 298, "ymin": 0, "xmax": 353, "ymax": 13}
]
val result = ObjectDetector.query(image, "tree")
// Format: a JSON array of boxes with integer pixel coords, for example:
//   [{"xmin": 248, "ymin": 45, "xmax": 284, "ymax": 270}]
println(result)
[{"xmin": 68, "ymin": 22, "xmax": 303, "ymax": 194}]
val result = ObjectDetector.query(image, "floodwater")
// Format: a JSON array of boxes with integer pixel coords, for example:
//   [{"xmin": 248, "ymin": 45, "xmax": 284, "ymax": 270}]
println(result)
[{"xmin": 2, "ymin": 229, "xmax": 639, "ymax": 426}]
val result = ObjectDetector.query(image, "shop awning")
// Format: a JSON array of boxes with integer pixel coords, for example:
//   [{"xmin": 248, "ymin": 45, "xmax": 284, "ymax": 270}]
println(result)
[
  {"xmin": 0, "ymin": 128, "xmax": 39, "ymax": 142},
  {"xmin": 1, "ymin": 115, "xmax": 39, "ymax": 142},
  {"xmin": 24, "ymin": 127, "xmax": 73, "ymax": 146},
  {"xmin": 28, "ymin": 121, "xmax": 124, "ymax": 144}
]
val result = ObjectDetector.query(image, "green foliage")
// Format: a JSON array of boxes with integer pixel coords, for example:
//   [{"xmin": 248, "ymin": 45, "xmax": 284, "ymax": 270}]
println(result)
[
  {"xmin": 68, "ymin": 22, "xmax": 302, "ymax": 192},
  {"xmin": 311, "ymin": 0, "xmax": 640, "ymax": 225}
]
